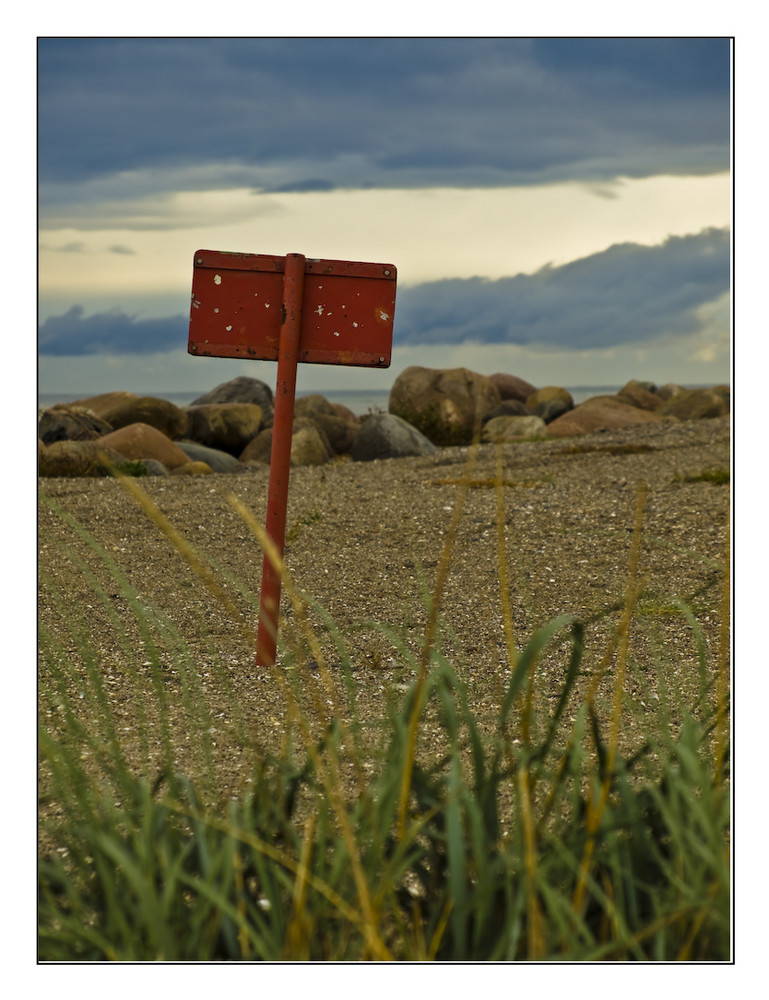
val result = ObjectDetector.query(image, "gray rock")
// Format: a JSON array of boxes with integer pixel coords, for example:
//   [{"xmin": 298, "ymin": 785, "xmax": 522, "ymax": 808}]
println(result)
[
  {"xmin": 482, "ymin": 415, "xmax": 547, "ymax": 442},
  {"xmin": 135, "ymin": 459, "xmax": 169, "ymax": 476},
  {"xmin": 530, "ymin": 398, "xmax": 571, "ymax": 423},
  {"xmin": 525, "ymin": 386, "xmax": 574, "ymax": 424},
  {"xmin": 38, "ymin": 405, "xmax": 113, "ymax": 444},
  {"xmin": 176, "ymin": 440, "xmax": 243, "ymax": 473},
  {"xmin": 351, "ymin": 413, "xmax": 437, "ymax": 461},
  {"xmin": 183, "ymin": 403, "xmax": 264, "ymax": 455},
  {"xmin": 482, "ymin": 399, "xmax": 531, "ymax": 423},
  {"xmin": 191, "ymin": 376, "xmax": 274, "ymax": 424}
]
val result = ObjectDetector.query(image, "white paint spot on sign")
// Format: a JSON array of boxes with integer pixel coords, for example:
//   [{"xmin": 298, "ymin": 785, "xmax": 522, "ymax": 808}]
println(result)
[
  {"xmin": 214, "ymin": 274, "xmax": 222, "ymax": 285},
  {"xmin": 315, "ymin": 305, "xmax": 324, "ymax": 316},
  {"xmin": 225, "ymin": 325, "xmax": 233, "ymax": 332},
  {"xmin": 379, "ymin": 310, "xmax": 390, "ymax": 321},
  {"xmin": 333, "ymin": 331, "xmax": 340, "ymax": 337}
]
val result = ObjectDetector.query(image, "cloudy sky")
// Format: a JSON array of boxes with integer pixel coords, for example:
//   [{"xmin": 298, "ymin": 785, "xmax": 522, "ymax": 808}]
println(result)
[{"xmin": 38, "ymin": 37, "xmax": 732, "ymax": 398}]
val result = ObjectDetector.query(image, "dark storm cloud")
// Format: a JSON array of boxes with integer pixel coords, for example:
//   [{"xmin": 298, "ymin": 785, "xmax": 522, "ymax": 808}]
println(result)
[
  {"xmin": 38, "ymin": 306, "xmax": 186, "ymax": 356},
  {"xmin": 38, "ymin": 38, "xmax": 730, "ymax": 194},
  {"xmin": 39, "ymin": 229, "xmax": 728, "ymax": 357},
  {"xmin": 393, "ymin": 228, "xmax": 730, "ymax": 348}
]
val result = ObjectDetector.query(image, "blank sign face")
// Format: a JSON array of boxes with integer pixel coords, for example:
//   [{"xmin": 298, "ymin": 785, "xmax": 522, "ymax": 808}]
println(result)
[{"xmin": 188, "ymin": 250, "xmax": 397, "ymax": 368}]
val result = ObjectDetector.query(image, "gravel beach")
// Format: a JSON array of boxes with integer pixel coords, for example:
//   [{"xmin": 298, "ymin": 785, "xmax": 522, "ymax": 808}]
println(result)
[{"xmin": 39, "ymin": 416, "xmax": 730, "ymax": 801}]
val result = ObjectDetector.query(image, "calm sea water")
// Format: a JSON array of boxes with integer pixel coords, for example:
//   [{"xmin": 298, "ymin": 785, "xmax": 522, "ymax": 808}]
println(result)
[{"xmin": 38, "ymin": 385, "xmax": 627, "ymax": 417}]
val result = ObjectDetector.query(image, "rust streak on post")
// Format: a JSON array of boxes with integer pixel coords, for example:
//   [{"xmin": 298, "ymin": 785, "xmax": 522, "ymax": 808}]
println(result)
[{"xmin": 255, "ymin": 253, "xmax": 305, "ymax": 667}]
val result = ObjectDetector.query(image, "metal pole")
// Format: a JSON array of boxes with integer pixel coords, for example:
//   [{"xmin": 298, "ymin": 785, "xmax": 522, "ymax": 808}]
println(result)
[{"xmin": 255, "ymin": 252, "xmax": 306, "ymax": 667}]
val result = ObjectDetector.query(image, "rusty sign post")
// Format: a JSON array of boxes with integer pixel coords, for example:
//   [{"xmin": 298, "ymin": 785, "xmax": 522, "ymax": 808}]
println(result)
[{"xmin": 188, "ymin": 250, "xmax": 397, "ymax": 667}]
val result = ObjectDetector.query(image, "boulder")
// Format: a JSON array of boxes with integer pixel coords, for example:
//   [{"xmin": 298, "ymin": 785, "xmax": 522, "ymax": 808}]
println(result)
[
  {"xmin": 481, "ymin": 399, "xmax": 531, "ymax": 423},
  {"xmin": 191, "ymin": 376, "xmax": 274, "ymax": 424},
  {"xmin": 98, "ymin": 422, "xmax": 191, "ymax": 469},
  {"xmin": 238, "ymin": 418, "xmax": 332, "ymax": 466},
  {"xmin": 388, "ymin": 366, "xmax": 501, "ymax": 446},
  {"xmin": 176, "ymin": 440, "xmax": 242, "ymax": 473},
  {"xmin": 482, "ymin": 415, "xmax": 547, "ymax": 443},
  {"xmin": 312, "ymin": 413, "xmax": 360, "ymax": 455},
  {"xmin": 135, "ymin": 459, "xmax": 169, "ymax": 476},
  {"xmin": 293, "ymin": 395, "xmax": 359, "ymax": 453},
  {"xmin": 331, "ymin": 401, "xmax": 360, "ymax": 423},
  {"xmin": 184, "ymin": 403, "xmax": 264, "ymax": 455},
  {"xmin": 526, "ymin": 386, "xmax": 574, "ymax": 423},
  {"xmin": 351, "ymin": 413, "xmax": 437, "ymax": 462},
  {"xmin": 238, "ymin": 428, "xmax": 273, "ymax": 464},
  {"xmin": 290, "ymin": 418, "xmax": 333, "ymax": 466},
  {"xmin": 658, "ymin": 387, "xmax": 729, "ymax": 421},
  {"xmin": 38, "ymin": 440, "xmax": 128, "ymax": 477},
  {"xmin": 546, "ymin": 396, "xmax": 666, "ymax": 437},
  {"xmin": 294, "ymin": 393, "xmax": 336, "ymax": 420},
  {"xmin": 534, "ymin": 398, "xmax": 572, "ymax": 423},
  {"xmin": 656, "ymin": 383, "xmax": 685, "ymax": 401},
  {"xmin": 38, "ymin": 404, "xmax": 113, "ymax": 444},
  {"xmin": 69, "ymin": 391, "xmax": 139, "ymax": 419},
  {"xmin": 92, "ymin": 395, "xmax": 188, "ymax": 439},
  {"xmin": 617, "ymin": 380, "xmax": 663, "ymax": 411},
  {"xmin": 489, "ymin": 372, "xmax": 538, "ymax": 403},
  {"xmin": 170, "ymin": 461, "xmax": 214, "ymax": 476}
]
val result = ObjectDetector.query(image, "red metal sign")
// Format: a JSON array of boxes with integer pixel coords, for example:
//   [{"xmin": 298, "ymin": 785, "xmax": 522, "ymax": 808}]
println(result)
[
  {"xmin": 189, "ymin": 250, "xmax": 396, "ymax": 367},
  {"xmin": 187, "ymin": 250, "xmax": 397, "ymax": 669}
]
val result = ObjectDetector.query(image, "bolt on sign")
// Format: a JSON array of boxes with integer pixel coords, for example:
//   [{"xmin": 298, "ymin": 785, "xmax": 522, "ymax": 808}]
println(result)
[{"xmin": 188, "ymin": 251, "xmax": 397, "ymax": 666}]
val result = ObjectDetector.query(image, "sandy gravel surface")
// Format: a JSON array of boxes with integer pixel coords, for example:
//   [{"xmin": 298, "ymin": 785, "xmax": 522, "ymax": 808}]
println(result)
[{"xmin": 38, "ymin": 416, "xmax": 730, "ymax": 807}]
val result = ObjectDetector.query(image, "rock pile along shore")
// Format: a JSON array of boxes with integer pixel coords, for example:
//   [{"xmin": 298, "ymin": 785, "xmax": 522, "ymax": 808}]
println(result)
[{"xmin": 38, "ymin": 368, "xmax": 730, "ymax": 478}]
